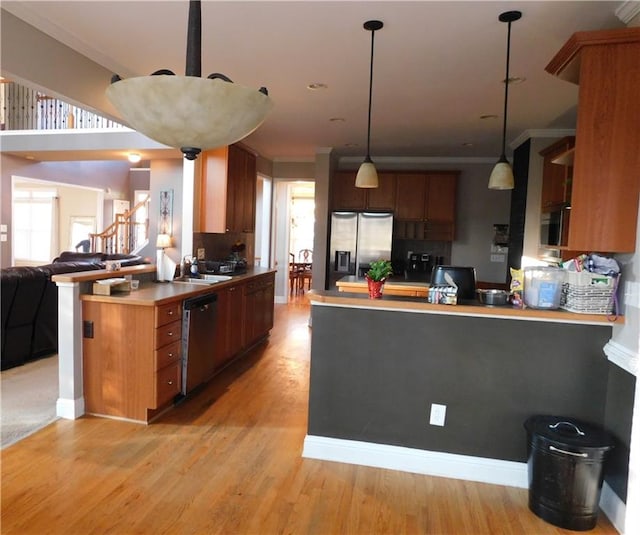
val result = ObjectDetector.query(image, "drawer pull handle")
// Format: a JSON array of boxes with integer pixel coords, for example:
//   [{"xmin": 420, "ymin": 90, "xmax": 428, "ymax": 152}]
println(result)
[
  {"xmin": 549, "ymin": 445, "xmax": 588, "ymax": 458},
  {"xmin": 168, "ymin": 353, "xmax": 174, "ymax": 358},
  {"xmin": 167, "ymin": 310, "xmax": 174, "ymax": 315}
]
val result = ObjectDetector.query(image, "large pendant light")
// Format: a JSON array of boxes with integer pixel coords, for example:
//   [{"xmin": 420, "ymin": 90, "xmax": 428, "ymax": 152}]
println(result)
[
  {"xmin": 488, "ymin": 10, "xmax": 521, "ymax": 190},
  {"xmin": 106, "ymin": 0, "xmax": 273, "ymax": 161},
  {"xmin": 355, "ymin": 20, "xmax": 383, "ymax": 189}
]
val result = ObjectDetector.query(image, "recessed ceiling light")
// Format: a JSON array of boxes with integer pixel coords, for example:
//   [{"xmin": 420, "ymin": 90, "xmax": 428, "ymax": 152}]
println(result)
[
  {"xmin": 128, "ymin": 153, "xmax": 142, "ymax": 163},
  {"xmin": 345, "ymin": 143, "xmax": 359, "ymax": 148},
  {"xmin": 307, "ymin": 83, "xmax": 328, "ymax": 90},
  {"xmin": 25, "ymin": 155, "xmax": 35, "ymax": 160},
  {"xmin": 329, "ymin": 117, "xmax": 345, "ymax": 123},
  {"xmin": 462, "ymin": 142, "xmax": 474, "ymax": 147},
  {"xmin": 480, "ymin": 114, "xmax": 499, "ymax": 120}
]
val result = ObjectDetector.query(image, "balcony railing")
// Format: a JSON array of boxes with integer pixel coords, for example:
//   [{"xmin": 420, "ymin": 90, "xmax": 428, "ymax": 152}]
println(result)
[{"xmin": 0, "ymin": 81, "xmax": 125, "ymax": 131}]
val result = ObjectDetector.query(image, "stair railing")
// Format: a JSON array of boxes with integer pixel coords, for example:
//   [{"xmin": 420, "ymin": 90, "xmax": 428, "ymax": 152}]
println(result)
[{"xmin": 90, "ymin": 195, "xmax": 150, "ymax": 254}]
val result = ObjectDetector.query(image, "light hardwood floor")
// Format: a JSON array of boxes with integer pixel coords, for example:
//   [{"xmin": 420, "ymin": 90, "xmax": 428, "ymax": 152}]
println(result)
[{"xmin": 1, "ymin": 295, "xmax": 618, "ymax": 534}]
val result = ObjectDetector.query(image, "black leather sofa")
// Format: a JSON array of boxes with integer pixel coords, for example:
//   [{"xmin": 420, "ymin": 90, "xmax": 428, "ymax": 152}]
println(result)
[{"xmin": 1, "ymin": 252, "xmax": 148, "ymax": 371}]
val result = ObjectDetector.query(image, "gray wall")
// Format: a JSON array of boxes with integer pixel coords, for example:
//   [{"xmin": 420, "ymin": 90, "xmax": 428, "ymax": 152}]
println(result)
[{"xmin": 309, "ymin": 305, "xmax": 611, "ymax": 462}]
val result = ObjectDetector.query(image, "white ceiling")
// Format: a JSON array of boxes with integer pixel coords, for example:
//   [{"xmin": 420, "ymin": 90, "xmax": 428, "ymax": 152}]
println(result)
[{"xmin": 1, "ymin": 1, "xmax": 632, "ymax": 162}]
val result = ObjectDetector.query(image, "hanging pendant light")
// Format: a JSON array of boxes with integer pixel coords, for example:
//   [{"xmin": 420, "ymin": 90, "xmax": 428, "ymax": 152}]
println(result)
[
  {"xmin": 488, "ymin": 10, "xmax": 522, "ymax": 190},
  {"xmin": 355, "ymin": 20, "xmax": 383, "ymax": 189},
  {"xmin": 106, "ymin": 0, "xmax": 273, "ymax": 161}
]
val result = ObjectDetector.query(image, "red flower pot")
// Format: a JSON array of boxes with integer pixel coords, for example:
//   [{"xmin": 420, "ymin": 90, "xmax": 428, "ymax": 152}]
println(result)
[{"xmin": 365, "ymin": 275, "xmax": 386, "ymax": 299}]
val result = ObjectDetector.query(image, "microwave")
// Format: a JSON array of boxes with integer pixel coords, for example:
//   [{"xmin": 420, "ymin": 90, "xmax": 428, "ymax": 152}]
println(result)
[{"xmin": 540, "ymin": 210, "xmax": 566, "ymax": 247}]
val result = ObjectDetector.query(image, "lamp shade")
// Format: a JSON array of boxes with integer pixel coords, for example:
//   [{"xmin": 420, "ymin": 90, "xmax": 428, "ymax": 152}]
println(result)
[
  {"xmin": 355, "ymin": 160, "xmax": 379, "ymax": 188},
  {"xmin": 156, "ymin": 233, "xmax": 172, "ymax": 249},
  {"xmin": 106, "ymin": 77, "xmax": 273, "ymax": 156},
  {"xmin": 488, "ymin": 158, "xmax": 514, "ymax": 190}
]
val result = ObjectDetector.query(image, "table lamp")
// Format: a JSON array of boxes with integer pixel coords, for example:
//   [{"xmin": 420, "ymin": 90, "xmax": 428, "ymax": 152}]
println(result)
[{"xmin": 156, "ymin": 233, "xmax": 172, "ymax": 281}]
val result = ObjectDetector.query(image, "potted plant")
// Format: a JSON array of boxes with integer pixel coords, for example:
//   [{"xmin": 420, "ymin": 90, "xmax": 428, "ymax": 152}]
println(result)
[{"xmin": 365, "ymin": 259, "xmax": 393, "ymax": 298}]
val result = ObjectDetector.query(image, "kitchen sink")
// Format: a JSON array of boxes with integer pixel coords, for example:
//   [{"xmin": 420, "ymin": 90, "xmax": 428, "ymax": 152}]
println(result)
[{"xmin": 173, "ymin": 274, "xmax": 233, "ymax": 285}]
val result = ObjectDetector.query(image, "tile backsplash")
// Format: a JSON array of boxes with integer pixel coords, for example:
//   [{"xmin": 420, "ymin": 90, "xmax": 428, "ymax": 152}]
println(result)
[{"xmin": 193, "ymin": 232, "xmax": 255, "ymax": 263}]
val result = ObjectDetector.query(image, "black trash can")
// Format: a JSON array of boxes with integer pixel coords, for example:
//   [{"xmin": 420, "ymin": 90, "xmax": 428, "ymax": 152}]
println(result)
[{"xmin": 524, "ymin": 415, "xmax": 614, "ymax": 531}]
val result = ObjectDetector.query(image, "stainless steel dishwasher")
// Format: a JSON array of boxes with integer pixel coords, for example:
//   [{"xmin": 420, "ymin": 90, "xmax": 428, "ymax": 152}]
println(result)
[{"xmin": 181, "ymin": 292, "xmax": 218, "ymax": 396}]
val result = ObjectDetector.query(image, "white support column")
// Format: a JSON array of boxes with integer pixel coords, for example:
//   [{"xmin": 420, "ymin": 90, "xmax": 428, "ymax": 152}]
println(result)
[{"xmin": 55, "ymin": 281, "xmax": 85, "ymax": 419}]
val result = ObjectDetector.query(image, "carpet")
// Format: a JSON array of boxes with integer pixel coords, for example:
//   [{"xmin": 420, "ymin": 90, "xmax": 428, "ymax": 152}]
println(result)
[{"xmin": 1, "ymin": 355, "xmax": 59, "ymax": 449}]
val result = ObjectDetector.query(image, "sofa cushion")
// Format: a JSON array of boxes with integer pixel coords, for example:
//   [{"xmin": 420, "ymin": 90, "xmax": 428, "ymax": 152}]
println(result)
[{"xmin": 53, "ymin": 251, "xmax": 105, "ymax": 264}]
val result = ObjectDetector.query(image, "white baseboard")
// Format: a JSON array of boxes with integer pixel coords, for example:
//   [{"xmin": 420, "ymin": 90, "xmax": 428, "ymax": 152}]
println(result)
[
  {"xmin": 600, "ymin": 481, "xmax": 626, "ymax": 534},
  {"xmin": 56, "ymin": 397, "xmax": 85, "ymax": 419},
  {"xmin": 302, "ymin": 435, "xmax": 528, "ymax": 488}
]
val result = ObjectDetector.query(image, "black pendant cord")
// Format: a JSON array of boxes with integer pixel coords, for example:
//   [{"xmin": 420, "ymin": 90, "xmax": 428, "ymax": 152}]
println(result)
[
  {"xmin": 365, "ymin": 28, "xmax": 376, "ymax": 160},
  {"xmin": 186, "ymin": 0, "xmax": 202, "ymax": 77},
  {"xmin": 499, "ymin": 21, "xmax": 512, "ymax": 159}
]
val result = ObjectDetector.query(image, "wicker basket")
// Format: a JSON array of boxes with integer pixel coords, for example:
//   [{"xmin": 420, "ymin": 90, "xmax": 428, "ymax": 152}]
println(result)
[{"xmin": 560, "ymin": 271, "xmax": 618, "ymax": 314}]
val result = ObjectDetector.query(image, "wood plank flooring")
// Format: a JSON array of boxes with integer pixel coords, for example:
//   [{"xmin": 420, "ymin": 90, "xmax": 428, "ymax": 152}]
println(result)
[{"xmin": 1, "ymin": 296, "xmax": 618, "ymax": 534}]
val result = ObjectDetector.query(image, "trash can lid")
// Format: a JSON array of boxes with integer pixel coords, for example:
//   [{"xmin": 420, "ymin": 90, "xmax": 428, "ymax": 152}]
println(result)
[{"xmin": 524, "ymin": 415, "xmax": 615, "ymax": 451}]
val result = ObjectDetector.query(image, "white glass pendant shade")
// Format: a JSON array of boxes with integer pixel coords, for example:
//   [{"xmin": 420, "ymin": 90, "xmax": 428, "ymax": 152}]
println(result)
[
  {"xmin": 107, "ymin": 76, "xmax": 272, "ymax": 155},
  {"xmin": 355, "ymin": 160, "xmax": 379, "ymax": 188},
  {"xmin": 488, "ymin": 158, "xmax": 514, "ymax": 190}
]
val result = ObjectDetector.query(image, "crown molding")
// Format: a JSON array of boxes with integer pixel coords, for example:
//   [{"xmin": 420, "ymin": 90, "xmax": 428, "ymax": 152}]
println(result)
[
  {"xmin": 616, "ymin": 1, "xmax": 640, "ymax": 25},
  {"xmin": 510, "ymin": 128, "xmax": 576, "ymax": 149}
]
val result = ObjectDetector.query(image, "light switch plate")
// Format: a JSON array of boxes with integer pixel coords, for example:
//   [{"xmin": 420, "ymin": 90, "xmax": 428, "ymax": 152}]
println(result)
[
  {"xmin": 0, "ymin": 235, "xmax": 6, "ymax": 242},
  {"xmin": 0, "ymin": 224, "xmax": 7, "ymax": 232}
]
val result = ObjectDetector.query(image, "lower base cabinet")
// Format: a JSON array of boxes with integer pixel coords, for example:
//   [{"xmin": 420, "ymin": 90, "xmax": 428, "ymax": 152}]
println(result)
[
  {"xmin": 82, "ymin": 273, "xmax": 275, "ymax": 423},
  {"xmin": 82, "ymin": 300, "xmax": 183, "ymax": 423}
]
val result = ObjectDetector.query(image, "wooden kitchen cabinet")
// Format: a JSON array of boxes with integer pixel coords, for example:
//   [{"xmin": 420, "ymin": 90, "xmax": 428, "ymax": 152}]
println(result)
[
  {"xmin": 243, "ymin": 273, "xmax": 275, "ymax": 348},
  {"xmin": 83, "ymin": 299, "xmax": 182, "ymax": 422},
  {"xmin": 366, "ymin": 172, "xmax": 396, "ymax": 211},
  {"xmin": 331, "ymin": 171, "xmax": 366, "ymax": 211},
  {"xmin": 330, "ymin": 171, "xmax": 396, "ymax": 212},
  {"xmin": 539, "ymin": 137, "xmax": 574, "ymax": 212},
  {"xmin": 199, "ymin": 144, "xmax": 257, "ymax": 233},
  {"xmin": 546, "ymin": 27, "xmax": 640, "ymax": 253},
  {"xmin": 394, "ymin": 171, "xmax": 458, "ymax": 240},
  {"xmin": 215, "ymin": 282, "xmax": 245, "ymax": 369}
]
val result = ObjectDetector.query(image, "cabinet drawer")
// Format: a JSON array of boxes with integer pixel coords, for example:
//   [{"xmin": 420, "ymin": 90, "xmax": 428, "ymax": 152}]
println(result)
[
  {"xmin": 155, "ymin": 320, "xmax": 181, "ymax": 349},
  {"xmin": 155, "ymin": 340, "xmax": 181, "ymax": 370},
  {"xmin": 154, "ymin": 362, "xmax": 181, "ymax": 408},
  {"xmin": 156, "ymin": 302, "xmax": 182, "ymax": 327}
]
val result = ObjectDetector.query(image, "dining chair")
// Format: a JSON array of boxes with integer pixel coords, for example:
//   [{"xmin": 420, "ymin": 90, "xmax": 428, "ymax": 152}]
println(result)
[
  {"xmin": 289, "ymin": 252, "xmax": 300, "ymax": 294},
  {"xmin": 298, "ymin": 249, "xmax": 313, "ymax": 291}
]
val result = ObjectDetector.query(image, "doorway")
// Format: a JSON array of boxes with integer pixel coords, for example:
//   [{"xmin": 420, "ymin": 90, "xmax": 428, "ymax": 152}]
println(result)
[{"xmin": 272, "ymin": 181, "xmax": 315, "ymax": 303}]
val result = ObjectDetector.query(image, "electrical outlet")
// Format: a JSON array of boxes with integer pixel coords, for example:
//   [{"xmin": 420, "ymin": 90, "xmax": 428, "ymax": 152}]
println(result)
[
  {"xmin": 197, "ymin": 248, "xmax": 205, "ymax": 260},
  {"xmin": 430, "ymin": 403, "xmax": 447, "ymax": 426},
  {"xmin": 490, "ymin": 254, "xmax": 505, "ymax": 263}
]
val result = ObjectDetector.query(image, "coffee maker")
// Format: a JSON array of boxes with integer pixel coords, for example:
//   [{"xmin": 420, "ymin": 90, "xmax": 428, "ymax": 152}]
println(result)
[{"xmin": 405, "ymin": 252, "xmax": 434, "ymax": 282}]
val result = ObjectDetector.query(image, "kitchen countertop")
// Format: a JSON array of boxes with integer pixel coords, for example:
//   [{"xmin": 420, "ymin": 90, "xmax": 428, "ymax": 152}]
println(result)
[
  {"xmin": 76, "ymin": 267, "xmax": 276, "ymax": 306},
  {"xmin": 308, "ymin": 289, "xmax": 621, "ymax": 326},
  {"xmin": 336, "ymin": 275, "xmax": 429, "ymax": 297}
]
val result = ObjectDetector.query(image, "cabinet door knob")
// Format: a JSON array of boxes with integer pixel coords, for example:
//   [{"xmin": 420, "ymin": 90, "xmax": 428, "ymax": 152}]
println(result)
[
  {"xmin": 168, "ymin": 310, "xmax": 174, "ymax": 316},
  {"xmin": 168, "ymin": 380, "xmax": 173, "ymax": 386},
  {"xmin": 167, "ymin": 332, "xmax": 173, "ymax": 336},
  {"xmin": 168, "ymin": 352, "xmax": 174, "ymax": 358}
]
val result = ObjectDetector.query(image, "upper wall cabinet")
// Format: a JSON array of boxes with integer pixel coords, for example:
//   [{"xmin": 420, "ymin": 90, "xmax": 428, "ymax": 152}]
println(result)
[
  {"xmin": 330, "ymin": 171, "xmax": 397, "ymax": 212},
  {"xmin": 198, "ymin": 144, "xmax": 257, "ymax": 233},
  {"xmin": 539, "ymin": 136, "xmax": 575, "ymax": 212},
  {"xmin": 546, "ymin": 27, "xmax": 640, "ymax": 253}
]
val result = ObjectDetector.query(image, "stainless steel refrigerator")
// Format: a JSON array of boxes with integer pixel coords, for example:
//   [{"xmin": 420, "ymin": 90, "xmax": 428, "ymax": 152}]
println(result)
[{"xmin": 328, "ymin": 211, "xmax": 394, "ymax": 289}]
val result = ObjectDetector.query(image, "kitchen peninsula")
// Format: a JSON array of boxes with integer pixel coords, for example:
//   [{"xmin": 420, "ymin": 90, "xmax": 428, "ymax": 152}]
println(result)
[
  {"xmin": 303, "ymin": 290, "xmax": 619, "ymax": 488},
  {"xmin": 52, "ymin": 267, "xmax": 275, "ymax": 423}
]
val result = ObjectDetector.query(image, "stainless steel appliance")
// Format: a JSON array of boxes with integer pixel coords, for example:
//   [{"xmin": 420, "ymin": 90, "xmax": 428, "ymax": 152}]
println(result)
[
  {"xmin": 328, "ymin": 211, "xmax": 393, "ymax": 288},
  {"xmin": 540, "ymin": 209, "xmax": 567, "ymax": 247},
  {"xmin": 405, "ymin": 252, "xmax": 434, "ymax": 282},
  {"xmin": 181, "ymin": 292, "xmax": 218, "ymax": 395}
]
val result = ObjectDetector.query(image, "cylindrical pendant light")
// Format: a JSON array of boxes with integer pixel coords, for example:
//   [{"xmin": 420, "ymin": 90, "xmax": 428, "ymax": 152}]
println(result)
[
  {"xmin": 356, "ymin": 20, "xmax": 383, "ymax": 189},
  {"xmin": 488, "ymin": 10, "xmax": 522, "ymax": 190}
]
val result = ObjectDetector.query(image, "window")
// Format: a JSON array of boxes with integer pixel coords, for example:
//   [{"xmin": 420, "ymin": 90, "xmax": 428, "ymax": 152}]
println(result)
[{"xmin": 13, "ymin": 188, "xmax": 58, "ymax": 263}]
